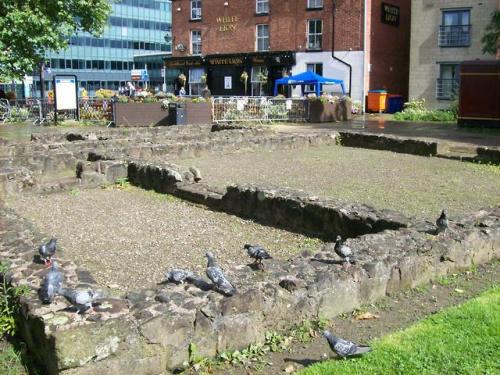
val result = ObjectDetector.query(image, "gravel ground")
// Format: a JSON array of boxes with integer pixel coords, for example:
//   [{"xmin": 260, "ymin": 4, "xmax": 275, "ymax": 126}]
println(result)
[
  {"xmin": 171, "ymin": 145, "xmax": 500, "ymax": 219},
  {"xmin": 6, "ymin": 187, "xmax": 322, "ymax": 291}
]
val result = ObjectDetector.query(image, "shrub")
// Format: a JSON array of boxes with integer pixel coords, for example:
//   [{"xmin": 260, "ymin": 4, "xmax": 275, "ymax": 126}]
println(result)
[
  {"xmin": 95, "ymin": 89, "xmax": 115, "ymax": 99},
  {"xmin": 394, "ymin": 98, "xmax": 457, "ymax": 122}
]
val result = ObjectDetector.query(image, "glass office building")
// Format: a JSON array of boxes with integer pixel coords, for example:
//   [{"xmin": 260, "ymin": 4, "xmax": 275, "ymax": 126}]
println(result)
[{"xmin": 32, "ymin": 0, "xmax": 172, "ymax": 96}]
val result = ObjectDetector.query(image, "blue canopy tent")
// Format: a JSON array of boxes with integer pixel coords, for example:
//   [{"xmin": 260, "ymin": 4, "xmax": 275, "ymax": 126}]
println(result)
[{"xmin": 273, "ymin": 71, "xmax": 345, "ymax": 96}]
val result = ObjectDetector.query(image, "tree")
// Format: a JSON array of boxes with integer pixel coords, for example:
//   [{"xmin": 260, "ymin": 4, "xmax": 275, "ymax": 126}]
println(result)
[
  {"xmin": 481, "ymin": 10, "xmax": 500, "ymax": 56},
  {"xmin": 0, "ymin": 0, "xmax": 111, "ymax": 80}
]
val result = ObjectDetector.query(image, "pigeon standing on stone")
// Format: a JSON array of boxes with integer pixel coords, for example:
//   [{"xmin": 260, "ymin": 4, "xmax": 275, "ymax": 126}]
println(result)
[
  {"xmin": 38, "ymin": 238, "xmax": 57, "ymax": 266},
  {"xmin": 334, "ymin": 236, "xmax": 355, "ymax": 264},
  {"xmin": 59, "ymin": 288, "xmax": 99, "ymax": 314},
  {"xmin": 39, "ymin": 261, "xmax": 63, "ymax": 304},
  {"xmin": 323, "ymin": 330, "xmax": 372, "ymax": 357},
  {"xmin": 436, "ymin": 209, "xmax": 449, "ymax": 233},
  {"xmin": 165, "ymin": 268, "xmax": 195, "ymax": 284},
  {"xmin": 244, "ymin": 244, "xmax": 273, "ymax": 264},
  {"xmin": 205, "ymin": 252, "xmax": 236, "ymax": 296}
]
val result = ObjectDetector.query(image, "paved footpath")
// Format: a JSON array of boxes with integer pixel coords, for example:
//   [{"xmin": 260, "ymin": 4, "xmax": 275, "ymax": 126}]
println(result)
[{"xmin": 276, "ymin": 115, "xmax": 500, "ymax": 148}]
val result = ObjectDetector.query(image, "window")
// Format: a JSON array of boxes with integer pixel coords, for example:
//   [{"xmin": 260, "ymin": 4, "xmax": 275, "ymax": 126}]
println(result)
[
  {"xmin": 306, "ymin": 63, "xmax": 323, "ymax": 92},
  {"xmin": 439, "ymin": 9, "xmax": 471, "ymax": 47},
  {"xmin": 251, "ymin": 66, "xmax": 268, "ymax": 96},
  {"xmin": 189, "ymin": 68, "xmax": 205, "ymax": 95},
  {"xmin": 191, "ymin": 30, "xmax": 202, "ymax": 55},
  {"xmin": 307, "ymin": 20, "xmax": 322, "ymax": 49},
  {"xmin": 256, "ymin": 0, "xmax": 269, "ymax": 14},
  {"xmin": 307, "ymin": 0, "xmax": 323, "ymax": 9},
  {"xmin": 256, "ymin": 24, "xmax": 269, "ymax": 51},
  {"xmin": 436, "ymin": 63, "xmax": 460, "ymax": 100},
  {"xmin": 191, "ymin": 0, "xmax": 202, "ymax": 20}
]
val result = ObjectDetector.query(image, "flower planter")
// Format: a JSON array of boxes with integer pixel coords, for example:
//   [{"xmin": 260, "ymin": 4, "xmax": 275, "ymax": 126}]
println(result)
[
  {"xmin": 184, "ymin": 102, "xmax": 212, "ymax": 125},
  {"xmin": 114, "ymin": 102, "xmax": 169, "ymax": 127},
  {"xmin": 309, "ymin": 100, "xmax": 352, "ymax": 122},
  {"xmin": 114, "ymin": 102, "xmax": 212, "ymax": 127}
]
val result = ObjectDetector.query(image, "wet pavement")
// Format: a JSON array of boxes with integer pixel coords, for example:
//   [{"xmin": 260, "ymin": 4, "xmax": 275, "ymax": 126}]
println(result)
[
  {"xmin": 1, "ymin": 115, "xmax": 500, "ymax": 147},
  {"xmin": 277, "ymin": 115, "xmax": 500, "ymax": 147}
]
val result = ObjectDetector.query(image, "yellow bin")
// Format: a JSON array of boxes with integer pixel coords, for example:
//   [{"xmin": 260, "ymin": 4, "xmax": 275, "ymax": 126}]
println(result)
[{"xmin": 367, "ymin": 90, "xmax": 388, "ymax": 112}]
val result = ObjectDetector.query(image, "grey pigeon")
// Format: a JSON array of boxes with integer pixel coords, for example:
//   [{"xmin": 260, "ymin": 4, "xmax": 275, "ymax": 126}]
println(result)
[
  {"xmin": 39, "ymin": 261, "xmax": 63, "ymax": 304},
  {"xmin": 334, "ymin": 236, "xmax": 355, "ymax": 264},
  {"xmin": 436, "ymin": 209, "xmax": 449, "ymax": 233},
  {"xmin": 39, "ymin": 238, "xmax": 57, "ymax": 266},
  {"xmin": 205, "ymin": 252, "xmax": 236, "ymax": 296},
  {"xmin": 59, "ymin": 288, "xmax": 99, "ymax": 314},
  {"xmin": 166, "ymin": 268, "xmax": 195, "ymax": 284},
  {"xmin": 323, "ymin": 330, "xmax": 372, "ymax": 357},
  {"xmin": 244, "ymin": 244, "xmax": 272, "ymax": 264}
]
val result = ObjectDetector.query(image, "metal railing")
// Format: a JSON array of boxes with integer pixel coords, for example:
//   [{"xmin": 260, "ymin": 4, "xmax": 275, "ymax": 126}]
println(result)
[
  {"xmin": 438, "ymin": 25, "xmax": 471, "ymax": 47},
  {"xmin": 0, "ymin": 98, "xmax": 114, "ymax": 125},
  {"xmin": 436, "ymin": 79, "xmax": 459, "ymax": 100},
  {"xmin": 212, "ymin": 96, "xmax": 309, "ymax": 123}
]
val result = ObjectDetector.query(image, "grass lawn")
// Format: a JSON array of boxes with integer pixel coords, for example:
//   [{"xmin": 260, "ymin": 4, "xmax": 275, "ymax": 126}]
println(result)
[
  {"xmin": 0, "ymin": 340, "xmax": 28, "ymax": 375},
  {"xmin": 299, "ymin": 286, "xmax": 500, "ymax": 375}
]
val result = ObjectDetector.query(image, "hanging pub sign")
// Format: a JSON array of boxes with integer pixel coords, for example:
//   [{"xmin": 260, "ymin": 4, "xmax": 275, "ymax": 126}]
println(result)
[{"xmin": 381, "ymin": 2, "xmax": 400, "ymax": 26}]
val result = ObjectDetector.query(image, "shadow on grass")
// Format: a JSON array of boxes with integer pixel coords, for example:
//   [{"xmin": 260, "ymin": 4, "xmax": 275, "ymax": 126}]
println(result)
[{"xmin": 3, "ymin": 336, "xmax": 43, "ymax": 375}]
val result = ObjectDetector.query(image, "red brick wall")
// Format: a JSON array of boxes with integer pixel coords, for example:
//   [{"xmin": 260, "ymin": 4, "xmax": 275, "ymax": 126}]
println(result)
[
  {"xmin": 171, "ymin": 0, "xmax": 367, "ymax": 57},
  {"xmin": 367, "ymin": 0, "xmax": 411, "ymax": 98}
]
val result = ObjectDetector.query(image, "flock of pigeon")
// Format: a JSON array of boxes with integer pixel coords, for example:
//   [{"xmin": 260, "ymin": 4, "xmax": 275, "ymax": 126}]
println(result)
[
  {"xmin": 38, "ymin": 239, "xmax": 99, "ymax": 314},
  {"xmin": 36, "ymin": 209, "xmax": 449, "ymax": 360}
]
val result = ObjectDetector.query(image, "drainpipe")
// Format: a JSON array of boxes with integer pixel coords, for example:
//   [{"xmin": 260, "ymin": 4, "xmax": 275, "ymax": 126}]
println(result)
[{"xmin": 332, "ymin": 0, "xmax": 352, "ymax": 97}]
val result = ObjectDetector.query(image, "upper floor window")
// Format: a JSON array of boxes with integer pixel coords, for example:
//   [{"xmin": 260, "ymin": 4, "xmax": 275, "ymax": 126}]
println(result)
[
  {"xmin": 307, "ymin": 0, "xmax": 323, "ymax": 9},
  {"xmin": 439, "ymin": 9, "xmax": 471, "ymax": 47},
  {"xmin": 256, "ymin": 24, "xmax": 269, "ymax": 51},
  {"xmin": 256, "ymin": 0, "xmax": 269, "ymax": 14},
  {"xmin": 191, "ymin": 30, "xmax": 202, "ymax": 55},
  {"xmin": 305, "ymin": 63, "xmax": 323, "ymax": 92},
  {"xmin": 436, "ymin": 63, "xmax": 460, "ymax": 100},
  {"xmin": 191, "ymin": 0, "xmax": 202, "ymax": 20},
  {"xmin": 307, "ymin": 20, "xmax": 322, "ymax": 50}
]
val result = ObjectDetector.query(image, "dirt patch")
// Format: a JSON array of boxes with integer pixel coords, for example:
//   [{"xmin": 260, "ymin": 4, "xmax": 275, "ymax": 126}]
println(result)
[
  {"xmin": 5, "ymin": 186, "xmax": 323, "ymax": 292},
  {"xmin": 210, "ymin": 261, "xmax": 499, "ymax": 375},
  {"xmin": 171, "ymin": 145, "xmax": 500, "ymax": 219}
]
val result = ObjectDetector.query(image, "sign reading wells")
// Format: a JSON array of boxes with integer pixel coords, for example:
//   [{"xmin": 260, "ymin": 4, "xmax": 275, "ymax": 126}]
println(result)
[{"xmin": 381, "ymin": 2, "xmax": 400, "ymax": 26}]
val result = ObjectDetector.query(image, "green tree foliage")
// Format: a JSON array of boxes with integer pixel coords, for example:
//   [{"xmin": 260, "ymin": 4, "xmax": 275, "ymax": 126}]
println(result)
[
  {"xmin": 0, "ymin": 0, "xmax": 111, "ymax": 80},
  {"xmin": 481, "ymin": 10, "xmax": 500, "ymax": 55}
]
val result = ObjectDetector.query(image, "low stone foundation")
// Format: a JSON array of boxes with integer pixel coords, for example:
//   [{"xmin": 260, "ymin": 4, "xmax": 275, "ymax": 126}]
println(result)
[
  {"xmin": 1, "ymin": 202, "xmax": 498, "ymax": 374},
  {"xmin": 338, "ymin": 132, "xmax": 438, "ymax": 156}
]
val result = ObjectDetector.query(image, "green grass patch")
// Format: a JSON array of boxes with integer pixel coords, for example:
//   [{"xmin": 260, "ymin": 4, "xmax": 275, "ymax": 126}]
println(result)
[
  {"xmin": 299, "ymin": 286, "xmax": 500, "ymax": 375},
  {"xmin": 0, "ymin": 341, "xmax": 28, "ymax": 375}
]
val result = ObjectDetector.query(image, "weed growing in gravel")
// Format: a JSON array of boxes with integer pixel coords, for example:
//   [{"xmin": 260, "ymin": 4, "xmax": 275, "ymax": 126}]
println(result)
[
  {"xmin": 68, "ymin": 188, "xmax": 79, "ymax": 196},
  {"xmin": 299, "ymin": 237, "xmax": 322, "ymax": 250},
  {"xmin": 184, "ymin": 318, "xmax": 329, "ymax": 373},
  {"xmin": 437, "ymin": 273, "xmax": 460, "ymax": 286}
]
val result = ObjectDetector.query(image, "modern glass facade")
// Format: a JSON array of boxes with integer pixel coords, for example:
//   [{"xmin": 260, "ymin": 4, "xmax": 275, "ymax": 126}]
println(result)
[{"xmin": 32, "ymin": 0, "xmax": 172, "ymax": 96}]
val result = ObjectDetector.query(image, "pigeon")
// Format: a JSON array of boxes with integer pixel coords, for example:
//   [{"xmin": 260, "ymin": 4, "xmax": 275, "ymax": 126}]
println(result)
[
  {"xmin": 334, "ymin": 236, "xmax": 355, "ymax": 264},
  {"xmin": 323, "ymin": 330, "xmax": 372, "ymax": 357},
  {"xmin": 59, "ymin": 287, "xmax": 100, "ymax": 314},
  {"xmin": 39, "ymin": 261, "xmax": 63, "ymax": 304},
  {"xmin": 436, "ymin": 209, "xmax": 449, "ymax": 233},
  {"xmin": 244, "ymin": 244, "xmax": 273, "ymax": 264},
  {"xmin": 38, "ymin": 238, "xmax": 57, "ymax": 266},
  {"xmin": 166, "ymin": 268, "xmax": 195, "ymax": 284},
  {"xmin": 205, "ymin": 252, "xmax": 236, "ymax": 296}
]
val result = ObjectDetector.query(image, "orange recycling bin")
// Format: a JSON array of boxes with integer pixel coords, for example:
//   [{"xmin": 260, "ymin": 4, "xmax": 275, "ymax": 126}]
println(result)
[{"xmin": 367, "ymin": 90, "xmax": 388, "ymax": 112}]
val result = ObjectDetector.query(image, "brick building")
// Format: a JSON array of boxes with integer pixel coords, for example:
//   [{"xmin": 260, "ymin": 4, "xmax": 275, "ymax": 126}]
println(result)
[{"xmin": 166, "ymin": 0, "xmax": 411, "ymax": 103}]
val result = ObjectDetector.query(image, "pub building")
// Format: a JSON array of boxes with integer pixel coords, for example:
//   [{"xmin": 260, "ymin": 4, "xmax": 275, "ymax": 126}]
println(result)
[{"xmin": 166, "ymin": 0, "xmax": 411, "ymax": 103}]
